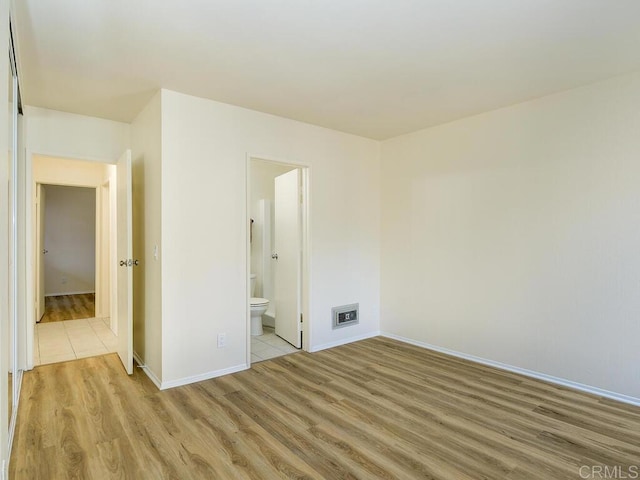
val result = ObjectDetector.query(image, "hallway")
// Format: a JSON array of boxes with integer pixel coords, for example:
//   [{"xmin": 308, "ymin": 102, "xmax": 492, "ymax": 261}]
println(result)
[{"xmin": 40, "ymin": 293, "xmax": 95, "ymax": 323}]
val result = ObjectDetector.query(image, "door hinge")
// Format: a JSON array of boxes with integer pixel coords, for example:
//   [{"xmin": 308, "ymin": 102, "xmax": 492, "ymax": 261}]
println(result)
[{"xmin": 300, "ymin": 313, "xmax": 303, "ymax": 323}]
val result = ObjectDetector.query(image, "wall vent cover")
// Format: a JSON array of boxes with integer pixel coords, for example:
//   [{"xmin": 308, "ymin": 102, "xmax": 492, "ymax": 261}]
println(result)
[{"xmin": 332, "ymin": 303, "xmax": 359, "ymax": 329}]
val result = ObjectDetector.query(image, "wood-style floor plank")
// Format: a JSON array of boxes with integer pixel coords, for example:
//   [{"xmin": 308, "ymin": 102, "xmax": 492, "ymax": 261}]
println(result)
[
  {"xmin": 10, "ymin": 338, "xmax": 640, "ymax": 479},
  {"xmin": 40, "ymin": 293, "xmax": 95, "ymax": 323}
]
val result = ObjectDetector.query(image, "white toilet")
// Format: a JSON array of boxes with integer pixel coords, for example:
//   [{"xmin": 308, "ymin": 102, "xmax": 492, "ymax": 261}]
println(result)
[{"xmin": 250, "ymin": 274, "xmax": 269, "ymax": 336}]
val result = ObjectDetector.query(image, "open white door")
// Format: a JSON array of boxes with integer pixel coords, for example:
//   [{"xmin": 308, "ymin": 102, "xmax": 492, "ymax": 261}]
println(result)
[
  {"xmin": 274, "ymin": 169, "xmax": 302, "ymax": 348},
  {"xmin": 35, "ymin": 183, "xmax": 46, "ymax": 321},
  {"xmin": 116, "ymin": 150, "xmax": 133, "ymax": 374}
]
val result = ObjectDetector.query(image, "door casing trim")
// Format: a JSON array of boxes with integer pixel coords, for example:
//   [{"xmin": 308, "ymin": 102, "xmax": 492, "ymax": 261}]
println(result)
[{"xmin": 245, "ymin": 154, "xmax": 311, "ymax": 366}]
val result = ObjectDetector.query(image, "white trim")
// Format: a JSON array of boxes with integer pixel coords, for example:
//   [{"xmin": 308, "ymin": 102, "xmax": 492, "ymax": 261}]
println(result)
[
  {"xmin": 23, "ymin": 145, "xmax": 118, "ymax": 165},
  {"xmin": 245, "ymin": 154, "xmax": 312, "ymax": 358},
  {"xmin": 7, "ymin": 369, "xmax": 22, "ymax": 459},
  {"xmin": 381, "ymin": 332, "xmax": 640, "ymax": 407},
  {"xmin": 132, "ymin": 351, "xmax": 162, "ymax": 390},
  {"xmin": 24, "ymin": 151, "xmax": 34, "ymax": 371},
  {"xmin": 160, "ymin": 364, "xmax": 249, "ymax": 390},
  {"xmin": 301, "ymin": 167, "xmax": 312, "ymax": 352},
  {"xmin": 9, "ymin": 57, "xmax": 19, "ymax": 461},
  {"xmin": 25, "ymin": 149, "xmax": 119, "ymax": 374},
  {"xmin": 309, "ymin": 331, "xmax": 380, "ymax": 353},
  {"xmin": 245, "ymin": 157, "xmax": 251, "ymax": 367},
  {"xmin": 44, "ymin": 290, "xmax": 96, "ymax": 297}
]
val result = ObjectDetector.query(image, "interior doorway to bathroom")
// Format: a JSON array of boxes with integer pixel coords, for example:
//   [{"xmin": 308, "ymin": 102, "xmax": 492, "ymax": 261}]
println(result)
[{"xmin": 247, "ymin": 157, "xmax": 310, "ymax": 364}]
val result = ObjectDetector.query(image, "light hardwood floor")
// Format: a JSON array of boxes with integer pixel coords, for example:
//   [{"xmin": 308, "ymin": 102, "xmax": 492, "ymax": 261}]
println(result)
[
  {"xmin": 40, "ymin": 293, "xmax": 95, "ymax": 323},
  {"xmin": 10, "ymin": 337, "xmax": 640, "ymax": 479}
]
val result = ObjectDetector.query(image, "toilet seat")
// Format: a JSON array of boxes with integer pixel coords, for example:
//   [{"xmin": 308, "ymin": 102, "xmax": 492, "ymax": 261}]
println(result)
[{"xmin": 250, "ymin": 297, "xmax": 269, "ymax": 307}]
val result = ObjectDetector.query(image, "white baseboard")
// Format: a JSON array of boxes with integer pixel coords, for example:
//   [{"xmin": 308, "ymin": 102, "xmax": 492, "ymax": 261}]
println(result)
[
  {"xmin": 132, "ymin": 351, "xmax": 162, "ymax": 389},
  {"xmin": 45, "ymin": 290, "xmax": 95, "ymax": 297},
  {"xmin": 381, "ymin": 332, "xmax": 640, "ymax": 407},
  {"xmin": 160, "ymin": 364, "xmax": 249, "ymax": 390},
  {"xmin": 309, "ymin": 330, "xmax": 380, "ymax": 353},
  {"xmin": 262, "ymin": 315, "xmax": 275, "ymax": 329}
]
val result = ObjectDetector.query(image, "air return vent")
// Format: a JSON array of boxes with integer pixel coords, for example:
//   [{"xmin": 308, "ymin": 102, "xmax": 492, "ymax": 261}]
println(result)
[{"xmin": 332, "ymin": 303, "xmax": 359, "ymax": 329}]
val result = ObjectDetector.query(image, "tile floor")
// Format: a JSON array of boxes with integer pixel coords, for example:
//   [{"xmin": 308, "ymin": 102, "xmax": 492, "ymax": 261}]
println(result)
[
  {"xmin": 251, "ymin": 326, "xmax": 299, "ymax": 363},
  {"xmin": 35, "ymin": 318, "xmax": 118, "ymax": 366},
  {"xmin": 37, "ymin": 320, "xmax": 292, "ymax": 366}
]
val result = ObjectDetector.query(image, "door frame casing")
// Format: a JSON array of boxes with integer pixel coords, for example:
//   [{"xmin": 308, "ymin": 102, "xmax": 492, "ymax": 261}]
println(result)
[
  {"xmin": 115, "ymin": 149, "xmax": 133, "ymax": 374},
  {"xmin": 24, "ymin": 149, "xmax": 117, "ymax": 370},
  {"xmin": 245, "ymin": 154, "xmax": 311, "ymax": 365},
  {"xmin": 34, "ymin": 183, "xmax": 45, "ymax": 322}
]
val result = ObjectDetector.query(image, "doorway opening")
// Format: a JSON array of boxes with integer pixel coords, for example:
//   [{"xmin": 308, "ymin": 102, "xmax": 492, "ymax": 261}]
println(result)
[
  {"xmin": 34, "ymin": 183, "xmax": 117, "ymax": 365},
  {"xmin": 25, "ymin": 150, "xmax": 134, "ymax": 375},
  {"xmin": 27, "ymin": 154, "xmax": 118, "ymax": 366},
  {"xmin": 247, "ymin": 157, "xmax": 310, "ymax": 364},
  {"xmin": 38, "ymin": 185, "xmax": 96, "ymax": 322}
]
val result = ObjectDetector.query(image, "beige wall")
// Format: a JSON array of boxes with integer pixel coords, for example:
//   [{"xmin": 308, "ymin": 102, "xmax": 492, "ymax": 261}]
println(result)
[
  {"xmin": 43, "ymin": 185, "xmax": 96, "ymax": 296},
  {"xmin": 160, "ymin": 89, "xmax": 381, "ymax": 385},
  {"xmin": 380, "ymin": 71, "xmax": 640, "ymax": 400},
  {"xmin": 25, "ymin": 106, "xmax": 130, "ymax": 161},
  {"xmin": 33, "ymin": 155, "xmax": 109, "ymax": 186},
  {"xmin": 131, "ymin": 91, "xmax": 162, "ymax": 382}
]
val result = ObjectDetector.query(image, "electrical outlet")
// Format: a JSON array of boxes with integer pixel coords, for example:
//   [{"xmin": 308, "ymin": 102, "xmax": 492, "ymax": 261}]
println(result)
[
  {"xmin": 61, "ymin": 276, "xmax": 67, "ymax": 285},
  {"xmin": 217, "ymin": 333, "xmax": 226, "ymax": 348}
]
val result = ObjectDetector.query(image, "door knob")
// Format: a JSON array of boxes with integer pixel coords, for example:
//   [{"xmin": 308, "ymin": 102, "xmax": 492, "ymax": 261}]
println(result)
[
  {"xmin": 120, "ymin": 259, "xmax": 139, "ymax": 267},
  {"xmin": 271, "ymin": 253, "xmax": 278, "ymax": 260}
]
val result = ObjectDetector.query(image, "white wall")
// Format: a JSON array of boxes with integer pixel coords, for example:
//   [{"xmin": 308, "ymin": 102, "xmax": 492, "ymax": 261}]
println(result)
[
  {"xmin": 25, "ymin": 106, "xmax": 130, "ymax": 162},
  {"xmin": 380, "ymin": 71, "xmax": 640, "ymax": 400},
  {"xmin": 131, "ymin": 91, "xmax": 163, "ymax": 381},
  {"xmin": 43, "ymin": 185, "xmax": 96, "ymax": 296},
  {"xmin": 160, "ymin": 89, "xmax": 380, "ymax": 384}
]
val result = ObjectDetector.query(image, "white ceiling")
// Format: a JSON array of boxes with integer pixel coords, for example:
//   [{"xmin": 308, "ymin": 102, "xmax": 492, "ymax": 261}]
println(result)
[{"xmin": 13, "ymin": 0, "xmax": 640, "ymax": 140}]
